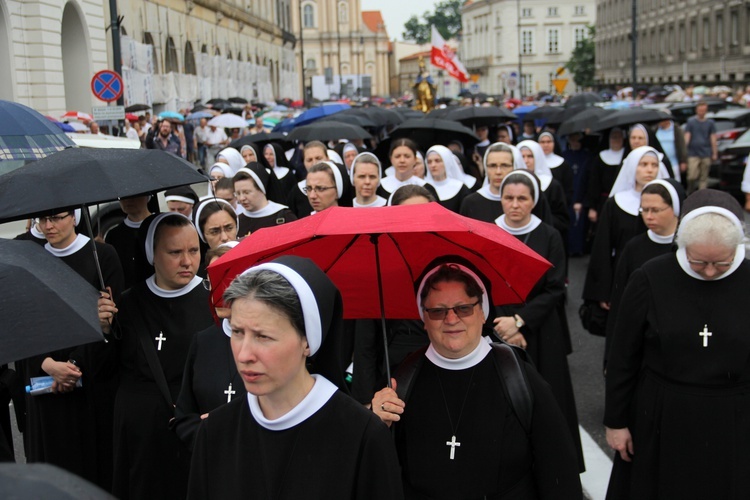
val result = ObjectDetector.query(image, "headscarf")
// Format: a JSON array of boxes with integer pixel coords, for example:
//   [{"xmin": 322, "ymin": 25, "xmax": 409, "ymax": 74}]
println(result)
[
  {"xmin": 609, "ymin": 146, "xmax": 670, "ymax": 216},
  {"xmin": 164, "ymin": 186, "xmax": 199, "ymax": 206},
  {"xmin": 496, "ymin": 170, "xmax": 544, "ymax": 235},
  {"xmin": 517, "ymin": 140, "xmax": 553, "ymax": 191},
  {"xmin": 350, "ymin": 152, "xmax": 381, "ymax": 186},
  {"xmin": 217, "ymin": 147, "xmax": 245, "ymax": 174},
  {"xmin": 643, "ymin": 178, "xmax": 685, "ymax": 217},
  {"xmin": 240, "ymin": 144, "xmax": 261, "ymax": 165},
  {"xmin": 537, "ymin": 131, "xmax": 564, "ymax": 168},
  {"xmin": 416, "ymin": 259, "xmax": 490, "ymax": 323},
  {"xmin": 599, "ymin": 127, "xmax": 625, "ymax": 166},
  {"xmin": 209, "ymin": 162, "xmax": 234, "ymax": 180},
  {"xmin": 192, "ymin": 195, "xmax": 239, "ymax": 243},
  {"xmin": 496, "ymin": 124, "xmax": 515, "ymax": 144},
  {"xmin": 326, "ymin": 149, "xmax": 344, "ymax": 166},
  {"xmin": 143, "ymin": 212, "xmax": 193, "ymax": 265},
  {"xmin": 425, "ymin": 145, "xmax": 466, "ymax": 200}
]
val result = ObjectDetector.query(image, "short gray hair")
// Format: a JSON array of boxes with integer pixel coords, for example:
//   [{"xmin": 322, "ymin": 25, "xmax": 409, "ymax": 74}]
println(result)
[
  {"xmin": 676, "ymin": 213, "xmax": 744, "ymax": 249},
  {"xmin": 223, "ymin": 270, "xmax": 305, "ymax": 338}
]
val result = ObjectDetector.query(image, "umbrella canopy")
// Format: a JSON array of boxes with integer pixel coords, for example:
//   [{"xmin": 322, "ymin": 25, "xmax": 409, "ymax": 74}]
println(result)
[
  {"xmin": 228, "ymin": 131, "xmax": 290, "ymax": 151},
  {"xmin": 208, "ymin": 113, "xmax": 248, "ymax": 129},
  {"xmin": 124, "ymin": 104, "xmax": 151, "ymax": 113},
  {"xmin": 158, "ymin": 111, "xmax": 185, "ymax": 122},
  {"xmin": 125, "ymin": 113, "xmax": 139, "ymax": 123},
  {"xmin": 0, "ymin": 148, "xmax": 209, "ymax": 223},
  {"xmin": 206, "ymin": 98, "xmax": 233, "ymax": 110},
  {"xmin": 45, "ymin": 116, "xmax": 76, "ymax": 133},
  {"xmin": 556, "ymin": 107, "xmax": 615, "ymax": 136},
  {"xmin": 319, "ymin": 113, "xmax": 377, "ymax": 128},
  {"xmin": 0, "ymin": 463, "xmax": 115, "ymax": 500},
  {"xmin": 60, "ymin": 111, "xmax": 93, "ymax": 122},
  {"xmin": 524, "ymin": 106, "xmax": 565, "ymax": 122},
  {"xmin": 208, "ymin": 203, "xmax": 551, "ymax": 320},
  {"xmin": 588, "ymin": 108, "xmax": 672, "ymax": 133},
  {"xmin": 0, "ymin": 239, "xmax": 102, "ymax": 366},
  {"xmin": 293, "ymin": 103, "xmax": 351, "ymax": 127},
  {"xmin": 186, "ymin": 111, "xmax": 215, "ymax": 122},
  {"xmin": 392, "ymin": 108, "xmax": 424, "ymax": 119},
  {"xmin": 0, "ymin": 100, "xmax": 76, "ymax": 161},
  {"xmin": 445, "ymin": 106, "xmax": 517, "ymax": 127},
  {"xmin": 426, "ymin": 107, "xmax": 455, "ymax": 119},
  {"xmin": 228, "ymin": 97, "xmax": 249, "ymax": 104},
  {"xmin": 388, "ymin": 118, "xmax": 479, "ymax": 151},
  {"xmin": 564, "ymin": 92, "xmax": 604, "ymax": 108},
  {"xmin": 287, "ymin": 120, "xmax": 371, "ymax": 142},
  {"xmin": 336, "ymin": 107, "xmax": 404, "ymax": 127}
]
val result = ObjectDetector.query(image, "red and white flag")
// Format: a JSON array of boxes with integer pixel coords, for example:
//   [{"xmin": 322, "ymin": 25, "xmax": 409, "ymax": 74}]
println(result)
[{"xmin": 430, "ymin": 26, "xmax": 470, "ymax": 83}]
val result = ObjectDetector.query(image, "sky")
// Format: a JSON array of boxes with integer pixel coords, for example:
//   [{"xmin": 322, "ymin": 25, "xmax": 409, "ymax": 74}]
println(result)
[{"xmin": 361, "ymin": 0, "xmax": 439, "ymax": 41}]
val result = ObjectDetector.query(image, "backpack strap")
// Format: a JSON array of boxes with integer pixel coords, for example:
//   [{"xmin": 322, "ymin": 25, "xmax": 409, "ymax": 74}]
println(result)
[
  {"xmin": 490, "ymin": 342, "xmax": 534, "ymax": 435},
  {"xmin": 394, "ymin": 346, "xmax": 428, "ymax": 403}
]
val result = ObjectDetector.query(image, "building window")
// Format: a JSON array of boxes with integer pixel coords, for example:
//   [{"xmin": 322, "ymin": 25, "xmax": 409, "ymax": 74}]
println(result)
[
  {"xmin": 521, "ymin": 29, "xmax": 534, "ymax": 55},
  {"xmin": 547, "ymin": 7, "xmax": 558, "ymax": 17},
  {"xmin": 702, "ymin": 17, "xmax": 710, "ymax": 50},
  {"xmin": 303, "ymin": 4, "xmax": 315, "ymax": 28},
  {"xmin": 716, "ymin": 13, "xmax": 723, "ymax": 48},
  {"xmin": 184, "ymin": 41, "xmax": 196, "ymax": 75},
  {"xmin": 521, "ymin": 8, "xmax": 532, "ymax": 18},
  {"xmin": 522, "ymin": 73, "xmax": 533, "ymax": 96},
  {"xmin": 679, "ymin": 22, "xmax": 686, "ymax": 53},
  {"xmin": 730, "ymin": 10, "xmax": 738, "ymax": 46},
  {"xmin": 668, "ymin": 25, "xmax": 674, "ymax": 55},
  {"xmin": 547, "ymin": 29, "xmax": 560, "ymax": 54},
  {"xmin": 338, "ymin": 2, "xmax": 348, "ymax": 24},
  {"xmin": 659, "ymin": 28, "xmax": 666, "ymax": 56},
  {"xmin": 574, "ymin": 27, "xmax": 587, "ymax": 48},
  {"xmin": 164, "ymin": 37, "xmax": 179, "ymax": 73},
  {"xmin": 305, "ymin": 58, "xmax": 316, "ymax": 69},
  {"xmin": 574, "ymin": 5, "xmax": 585, "ymax": 16},
  {"xmin": 496, "ymin": 31, "xmax": 502, "ymax": 55},
  {"xmin": 690, "ymin": 19, "xmax": 697, "ymax": 51},
  {"xmin": 143, "ymin": 32, "xmax": 159, "ymax": 74}
]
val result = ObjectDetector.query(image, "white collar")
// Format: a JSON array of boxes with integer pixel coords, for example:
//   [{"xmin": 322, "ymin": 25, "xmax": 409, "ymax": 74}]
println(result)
[
  {"xmin": 496, "ymin": 214, "xmax": 542, "ymax": 235},
  {"xmin": 462, "ymin": 174, "xmax": 477, "ymax": 189},
  {"xmin": 477, "ymin": 184, "xmax": 501, "ymax": 201},
  {"xmin": 353, "ymin": 196, "xmax": 387, "ymax": 208},
  {"xmin": 45, "ymin": 234, "xmax": 90, "ymax": 257},
  {"xmin": 297, "ymin": 179, "xmax": 307, "ymax": 194},
  {"xmin": 244, "ymin": 201, "xmax": 287, "ymax": 218},
  {"xmin": 614, "ymin": 189, "xmax": 642, "ymax": 216},
  {"xmin": 546, "ymin": 153, "xmax": 564, "ymax": 168},
  {"xmin": 30, "ymin": 224, "xmax": 45, "ymax": 239},
  {"xmin": 146, "ymin": 274, "xmax": 203, "ymax": 298},
  {"xmin": 380, "ymin": 174, "xmax": 425, "ymax": 192},
  {"xmin": 476, "ymin": 139, "xmax": 490, "ymax": 147},
  {"xmin": 599, "ymin": 149, "xmax": 624, "ymax": 165},
  {"xmin": 537, "ymin": 173, "xmax": 552, "ymax": 191},
  {"xmin": 247, "ymin": 375, "xmax": 337, "ymax": 430},
  {"xmin": 384, "ymin": 165, "xmax": 395, "ymax": 177},
  {"xmin": 429, "ymin": 177, "xmax": 463, "ymax": 200},
  {"xmin": 647, "ymin": 230, "xmax": 675, "ymax": 244},
  {"xmin": 425, "ymin": 340, "xmax": 492, "ymax": 370},
  {"xmin": 675, "ymin": 245, "xmax": 745, "ymax": 281},
  {"xmin": 273, "ymin": 166, "xmax": 290, "ymax": 179},
  {"xmin": 124, "ymin": 218, "xmax": 144, "ymax": 229}
]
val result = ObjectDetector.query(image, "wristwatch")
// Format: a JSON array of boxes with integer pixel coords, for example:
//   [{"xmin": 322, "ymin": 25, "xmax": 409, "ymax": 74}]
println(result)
[{"xmin": 514, "ymin": 314, "xmax": 525, "ymax": 329}]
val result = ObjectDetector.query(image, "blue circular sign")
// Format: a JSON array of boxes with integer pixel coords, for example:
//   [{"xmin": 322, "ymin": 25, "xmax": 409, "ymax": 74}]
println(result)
[{"xmin": 91, "ymin": 70, "xmax": 123, "ymax": 102}]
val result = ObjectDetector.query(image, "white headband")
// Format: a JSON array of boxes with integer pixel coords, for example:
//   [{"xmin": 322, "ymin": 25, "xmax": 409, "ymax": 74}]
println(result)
[
  {"xmin": 237, "ymin": 167, "xmax": 266, "ymax": 195},
  {"xmin": 350, "ymin": 152, "xmax": 381, "ymax": 185},
  {"xmin": 145, "ymin": 212, "xmax": 193, "ymax": 265},
  {"xmin": 194, "ymin": 196, "xmax": 237, "ymax": 243},
  {"xmin": 499, "ymin": 170, "xmax": 540, "ymax": 207},
  {"xmin": 416, "ymin": 263, "xmax": 490, "ymax": 322},
  {"xmin": 644, "ymin": 179, "xmax": 680, "ymax": 216},
  {"xmin": 165, "ymin": 195, "xmax": 196, "ymax": 205},
  {"xmin": 317, "ymin": 161, "xmax": 343, "ymax": 199}
]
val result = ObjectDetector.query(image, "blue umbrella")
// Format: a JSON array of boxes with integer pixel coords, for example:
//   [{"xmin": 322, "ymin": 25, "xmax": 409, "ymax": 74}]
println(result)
[
  {"xmin": 273, "ymin": 117, "xmax": 298, "ymax": 133},
  {"xmin": 292, "ymin": 103, "xmax": 351, "ymax": 128},
  {"xmin": 158, "ymin": 111, "xmax": 185, "ymax": 122},
  {"xmin": 0, "ymin": 100, "xmax": 76, "ymax": 161},
  {"xmin": 49, "ymin": 120, "xmax": 76, "ymax": 133},
  {"xmin": 186, "ymin": 111, "xmax": 214, "ymax": 122},
  {"xmin": 512, "ymin": 105, "xmax": 538, "ymax": 122}
]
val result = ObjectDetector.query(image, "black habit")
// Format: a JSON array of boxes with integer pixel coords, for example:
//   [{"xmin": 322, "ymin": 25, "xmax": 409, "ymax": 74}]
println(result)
[
  {"xmin": 237, "ymin": 205, "xmax": 297, "ymax": 238},
  {"xmin": 105, "ymin": 219, "xmax": 145, "ymax": 290},
  {"xmin": 459, "ymin": 189, "xmax": 555, "ymax": 225}
]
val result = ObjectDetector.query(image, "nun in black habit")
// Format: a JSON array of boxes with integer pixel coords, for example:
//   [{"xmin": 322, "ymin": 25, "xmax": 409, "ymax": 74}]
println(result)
[
  {"xmin": 604, "ymin": 190, "xmax": 750, "ymax": 500},
  {"xmin": 263, "ymin": 142, "xmax": 298, "ymax": 203},
  {"xmin": 587, "ymin": 128, "xmax": 626, "ymax": 221},
  {"xmin": 187, "ymin": 256, "xmax": 404, "ymax": 499},
  {"xmin": 233, "ymin": 164, "xmax": 297, "ymax": 238},
  {"xmin": 112, "ymin": 213, "xmax": 214, "ymax": 500},
  {"xmin": 424, "ymin": 145, "xmax": 471, "ymax": 213}
]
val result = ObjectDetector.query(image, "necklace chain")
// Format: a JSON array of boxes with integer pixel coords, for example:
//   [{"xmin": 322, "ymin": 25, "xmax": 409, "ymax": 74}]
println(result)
[{"xmin": 434, "ymin": 364, "xmax": 477, "ymax": 443}]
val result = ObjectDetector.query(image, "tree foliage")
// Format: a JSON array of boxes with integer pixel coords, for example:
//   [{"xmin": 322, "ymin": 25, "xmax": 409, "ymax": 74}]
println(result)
[
  {"xmin": 402, "ymin": 0, "xmax": 463, "ymax": 44},
  {"xmin": 565, "ymin": 26, "xmax": 596, "ymax": 88}
]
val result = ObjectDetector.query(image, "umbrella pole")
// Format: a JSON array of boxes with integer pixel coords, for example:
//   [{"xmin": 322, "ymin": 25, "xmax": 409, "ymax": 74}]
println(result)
[
  {"xmin": 370, "ymin": 234, "xmax": 392, "ymax": 388},
  {"xmin": 81, "ymin": 205, "xmax": 106, "ymax": 291}
]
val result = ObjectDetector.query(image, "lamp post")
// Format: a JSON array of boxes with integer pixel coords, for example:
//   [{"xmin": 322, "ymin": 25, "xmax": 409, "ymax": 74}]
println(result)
[{"xmin": 298, "ymin": 1, "xmax": 306, "ymax": 104}]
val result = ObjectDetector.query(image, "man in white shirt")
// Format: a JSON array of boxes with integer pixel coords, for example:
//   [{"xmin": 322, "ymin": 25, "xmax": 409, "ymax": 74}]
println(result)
[
  {"xmin": 204, "ymin": 124, "xmax": 228, "ymax": 166},
  {"xmin": 194, "ymin": 118, "xmax": 209, "ymax": 167}
]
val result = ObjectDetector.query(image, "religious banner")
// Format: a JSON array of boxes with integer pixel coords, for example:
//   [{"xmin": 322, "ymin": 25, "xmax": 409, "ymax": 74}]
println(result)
[{"xmin": 430, "ymin": 26, "xmax": 470, "ymax": 83}]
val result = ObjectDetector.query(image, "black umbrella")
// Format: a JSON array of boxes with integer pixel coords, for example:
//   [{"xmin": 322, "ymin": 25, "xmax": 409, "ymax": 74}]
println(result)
[
  {"xmin": 0, "ymin": 240, "xmax": 102, "ymax": 366},
  {"xmin": 286, "ymin": 120, "xmax": 372, "ymax": 142},
  {"xmin": 392, "ymin": 108, "xmax": 424, "ymax": 119},
  {"xmin": 0, "ymin": 148, "xmax": 209, "ymax": 289},
  {"xmin": 557, "ymin": 107, "xmax": 615, "ymax": 136},
  {"xmin": 564, "ymin": 92, "xmax": 604, "ymax": 108},
  {"xmin": 343, "ymin": 107, "xmax": 404, "ymax": 127},
  {"xmin": 588, "ymin": 108, "xmax": 672, "ymax": 133},
  {"xmin": 389, "ymin": 118, "xmax": 479, "ymax": 151},
  {"xmin": 546, "ymin": 105, "xmax": 597, "ymax": 127},
  {"xmin": 206, "ymin": 98, "xmax": 233, "ymax": 111},
  {"xmin": 228, "ymin": 132, "xmax": 291, "ymax": 151},
  {"xmin": 319, "ymin": 113, "xmax": 378, "ymax": 128},
  {"xmin": 524, "ymin": 106, "xmax": 565, "ymax": 122},
  {"xmin": 426, "ymin": 107, "xmax": 455, "ymax": 119},
  {"xmin": 0, "ymin": 100, "xmax": 75, "ymax": 161},
  {"xmin": 445, "ymin": 106, "xmax": 517, "ymax": 128},
  {"xmin": 228, "ymin": 97, "xmax": 249, "ymax": 104},
  {"xmin": 124, "ymin": 104, "xmax": 151, "ymax": 113},
  {"xmin": 0, "ymin": 463, "xmax": 115, "ymax": 499}
]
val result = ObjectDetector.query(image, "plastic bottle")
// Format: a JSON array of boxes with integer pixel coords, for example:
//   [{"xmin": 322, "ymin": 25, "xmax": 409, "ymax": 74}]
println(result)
[{"xmin": 25, "ymin": 376, "xmax": 82, "ymax": 396}]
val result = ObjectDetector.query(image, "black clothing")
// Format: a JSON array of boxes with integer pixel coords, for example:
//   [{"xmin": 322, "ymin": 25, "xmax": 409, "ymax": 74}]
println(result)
[
  {"xmin": 106, "ymin": 221, "xmax": 146, "ymax": 290},
  {"xmin": 587, "ymin": 154, "xmax": 623, "ymax": 215},
  {"xmin": 237, "ymin": 208, "xmax": 297, "ymax": 238},
  {"xmin": 287, "ymin": 183, "xmax": 314, "ymax": 218},
  {"xmin": 459, "ymin": 190, "xmax": 555, "ymax": 225}
]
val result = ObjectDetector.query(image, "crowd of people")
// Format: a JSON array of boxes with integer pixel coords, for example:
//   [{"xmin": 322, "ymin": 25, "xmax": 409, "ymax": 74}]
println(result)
[{"xmin": 2, "ymin": 94, "xmax": 748, "ymax": 500}]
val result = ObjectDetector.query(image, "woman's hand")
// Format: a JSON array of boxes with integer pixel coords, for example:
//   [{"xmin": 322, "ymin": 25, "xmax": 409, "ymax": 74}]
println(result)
[
  {"xmin": 493, "ymin": 316, "xmax": 521, "ymax": 338},
  {"xmin": 98, "ymin": 287, "xmax": 118, "ymax": 333},
  {"xmin": 371, "ymin": 379, "xmax": 405, "ymax": 428},
  {"xmin": 41, "ymin": 357, "xmax": 81, "ymax": 394},
  {"xmin": 606, "ymin": 427, "xmax": 634, "ymax": 462},
  {"xmin": 599, "ymin": 301, "xmax": 611, "ymax": 311}
]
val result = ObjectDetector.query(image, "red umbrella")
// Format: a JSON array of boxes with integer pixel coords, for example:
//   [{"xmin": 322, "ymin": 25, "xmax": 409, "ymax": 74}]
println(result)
[
  {"xmin": 125, "ymin": 113, "xmax": 140, "ymax": 122},
  {"xmin": 60, "ymin": 111, "xmax": 93, "ymax": 122},
  {"xmin": 209, "ymin": 203, "xmax": 550, "ymax": 382}
]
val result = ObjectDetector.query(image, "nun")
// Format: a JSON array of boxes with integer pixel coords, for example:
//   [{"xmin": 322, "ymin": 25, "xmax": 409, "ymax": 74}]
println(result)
[
  {"xmin": 424, "ymin": 145, "xmax": 471, "ymax": 213},
  {"xmin": 112, "ymin": 213, "xmax": 215, "ymax": 500},
  {"xmin": 216, "ymin": 147, "xmax": 245, "ymax": 174},
  {"xmin": 233, "ymin": 163, "xmax": 297, "ymax": 237},
  {"xmin": 208, "ymin": 162, "xmax": 235, "ymax": 195},
  {"xmin": 240, "ymin": 144, "xmax": 259, "ymax": 165},
  {"xmin": 165, "ymin": 186, "xmax": 199, "ymax": 217},
  {"xmin": 187, "ymin": 256, "xmax": 404, "ymax": 499},
  {"xmin": 263, "ymin": 143, "xmax": 298, "ymax": 203},
  {"xmin": 305, "ymin": 161, "xmax": 345, "ymax": 214},
  {"xmin": 335, "ymin": 142, "xmax": 360, "ymax": 176},
  {"xmin": 624, "ymin": 123, "xmax": 676, "ymax": 179},
  {"xmin": 538, "ymin": 131, "xmax": 574, "ymax": 204},
  {"xmin": 105, "ymin": 195, "xmax": 154, "ymax": 289},
  {"xmin": 582, "ymin": 146, "xmax": 670, "ymax": 313},
  {"xmin": 193, "ymin": 196, "xmax": 239, "ymax": 250},
  {"xmin": 604, "ymin": 178, "xmax": 685, "ymax": 367},
  {"xmin": 18, "ymin": 208, "xmax": 123, "ymax": 490},
  {"xmin": 351, "ymin": 152, "xmax": 387, "ymax": 207},
  {"xmin": 587, "ymin": 128, "xmax": 626, "ymax": 222},
  {"xmin": 377, "ymin": 138, "xmax": 438, "ymax": 200}
]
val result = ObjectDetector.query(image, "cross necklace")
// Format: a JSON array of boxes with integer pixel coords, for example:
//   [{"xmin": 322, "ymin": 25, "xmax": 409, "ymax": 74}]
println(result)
[{"xmin": 434, "ymin": 364, "xmax": 477, "ymax": 460}]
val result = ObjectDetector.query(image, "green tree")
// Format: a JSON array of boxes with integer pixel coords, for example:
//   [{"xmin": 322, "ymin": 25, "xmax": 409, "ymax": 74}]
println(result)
[
  {"xmin": 402, "ymin": 0, "xmax": 463, "ymax": 43},
  {"xmin": 565, "ymin": 26, "xmax": 596, "ymax": 88}
]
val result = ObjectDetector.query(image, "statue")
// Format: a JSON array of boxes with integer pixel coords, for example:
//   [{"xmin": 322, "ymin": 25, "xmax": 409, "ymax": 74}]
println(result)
[{"xmin": 413, "ymin": 56, "xmax": 437, "ymax": 113}]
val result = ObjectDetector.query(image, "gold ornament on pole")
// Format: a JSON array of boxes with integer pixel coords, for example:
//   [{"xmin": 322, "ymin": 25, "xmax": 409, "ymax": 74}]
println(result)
[{"xmin": 413, "ymin": 56, "xmax": 437, "ymax": 113}]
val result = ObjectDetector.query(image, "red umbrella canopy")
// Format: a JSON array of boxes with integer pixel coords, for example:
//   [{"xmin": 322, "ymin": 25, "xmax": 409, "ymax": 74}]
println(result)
[{"xmin": 209, "ymin": 203, "xmax": 551, "ymax": 320}]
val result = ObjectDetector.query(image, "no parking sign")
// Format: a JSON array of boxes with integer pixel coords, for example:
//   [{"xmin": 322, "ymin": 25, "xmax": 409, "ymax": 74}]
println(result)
[{"xmin": 91, "ymin": 70, "xmax": 123, "ymax": 103}]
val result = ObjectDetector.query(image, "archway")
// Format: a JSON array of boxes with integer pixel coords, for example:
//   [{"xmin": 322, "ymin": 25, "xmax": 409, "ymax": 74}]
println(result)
[
  {"xmin": 61, "ymin": 1, "xmax": 91, "ymax": 111},
  {"xmin": 0, "ymin": 1, "xmax": 14, "ymax": 100}
]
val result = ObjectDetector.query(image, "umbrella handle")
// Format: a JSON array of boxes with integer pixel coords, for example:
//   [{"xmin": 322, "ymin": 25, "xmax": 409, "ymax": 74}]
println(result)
[
  {"xmin": 81, "ymin": 206, "xmax": 106, "ymax": 291},
  {"xmin": 370, "ymin": 234, "xmax": 392, "ymax": 389}
]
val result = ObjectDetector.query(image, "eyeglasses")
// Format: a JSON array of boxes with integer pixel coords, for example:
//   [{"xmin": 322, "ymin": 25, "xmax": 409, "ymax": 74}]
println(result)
[
  {"xmin": 639, "ymin": 206, "xmax": 670, "ymax": 215},
  {"xmin": 205, "ymin": 224, "xmax": 236, "ymax": 238},
  {"xmin": 686, "ymin": 258, "xmax": 733, "ymax": 270},
  {"xmin": 486, "ymin": 163, "xmax": 514, "ymax": 170},
  {"xmin": 303, "ymin": 186, "xmax": 336, "ymax": 194},
  {"xmin": 38, "ymin": 213, "xmax": 72, "ymax": 225},
  {"xmin": 423, "ymin": 301, "xmax": 480, "ymax": 321}
]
